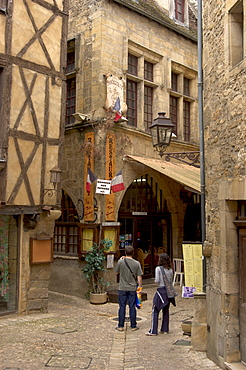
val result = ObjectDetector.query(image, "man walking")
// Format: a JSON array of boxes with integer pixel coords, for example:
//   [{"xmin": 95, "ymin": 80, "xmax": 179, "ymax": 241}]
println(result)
[{"xmin": 115, "ymin": 246, "xmax": 143, "ymax": 331}]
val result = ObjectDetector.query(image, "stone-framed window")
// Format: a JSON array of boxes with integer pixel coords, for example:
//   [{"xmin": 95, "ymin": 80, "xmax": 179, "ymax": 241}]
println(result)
[
  {"xmin": 229, "ymin": 0, "xmax": 244, "ymax": 67},
  {"xmin": 126, "ymin": 42, "xmax": 161, "ymax": 131},
  {"xmin": 170, "ymin": 62, "xmax": 197, "ymax": 143},
  {"xmin": 66, "ymin": 39, "xmax": 76, "ymax": 126}
]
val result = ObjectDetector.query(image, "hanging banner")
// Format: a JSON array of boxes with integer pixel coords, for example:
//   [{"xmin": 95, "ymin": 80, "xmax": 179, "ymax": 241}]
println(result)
[
  {"xmin": 182, "ymin": 242, "xmax": 203, "ymax": 293},
  {"xmin": 84, "ymin": 132, "xmax": 95, "ymax": 222},
  {"xmin": 106, "ymin": 132, "xmax": 116, "ymax": 221}
]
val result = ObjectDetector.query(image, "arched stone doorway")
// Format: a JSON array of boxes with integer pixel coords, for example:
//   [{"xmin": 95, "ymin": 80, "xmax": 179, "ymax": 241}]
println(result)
[{"xmin": 118, "ymin": 174, "xmax": 171, "ymax": 277}]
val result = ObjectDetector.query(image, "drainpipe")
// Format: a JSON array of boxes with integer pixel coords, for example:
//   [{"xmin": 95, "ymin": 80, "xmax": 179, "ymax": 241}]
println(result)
[{"xmin": 198, "ymin": 0, "xmax": 206, "ymax": 292}]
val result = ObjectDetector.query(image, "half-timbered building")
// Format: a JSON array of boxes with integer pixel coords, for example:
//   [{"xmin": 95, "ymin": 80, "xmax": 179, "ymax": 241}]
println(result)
[{"xmin": 0, "ymin": 0, "xmax": 68, "ymax": 314}]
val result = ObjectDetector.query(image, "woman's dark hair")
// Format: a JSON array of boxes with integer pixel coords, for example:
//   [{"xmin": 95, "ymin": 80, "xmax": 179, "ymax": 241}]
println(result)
[{"xmin": 158, "ymin": 253, "xmax": 172, "ymax": 269}]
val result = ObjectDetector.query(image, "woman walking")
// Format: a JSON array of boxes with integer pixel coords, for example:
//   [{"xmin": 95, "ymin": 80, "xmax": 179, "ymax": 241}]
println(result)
[{"xmin": 145, "ymin": 253, "xmax": 176, "ymax": 336}]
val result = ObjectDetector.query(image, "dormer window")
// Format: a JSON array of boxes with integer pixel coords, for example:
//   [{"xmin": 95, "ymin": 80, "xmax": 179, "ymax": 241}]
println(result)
[
  {"xmin": 169, "ymin": 0, "xmax": 189, "ymax": 26},
  {"xmin": 174, "ymin": 0, "xmax": 185, "ymax": 22}
]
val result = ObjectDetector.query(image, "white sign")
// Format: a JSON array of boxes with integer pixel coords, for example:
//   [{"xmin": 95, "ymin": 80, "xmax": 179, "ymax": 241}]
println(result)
[
  {"xmin": 96, "ymin": 179, "xmax": 111, "ymax": 194},
  {"xmin": 107, "ymin": 254, "xmax": 114, "ymax": 269}
]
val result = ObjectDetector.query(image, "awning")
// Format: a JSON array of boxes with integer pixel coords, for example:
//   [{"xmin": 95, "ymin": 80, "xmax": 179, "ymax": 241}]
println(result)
[{"xmin": 125, "ymin": 155, "xmax": 201, "ymax": 193}]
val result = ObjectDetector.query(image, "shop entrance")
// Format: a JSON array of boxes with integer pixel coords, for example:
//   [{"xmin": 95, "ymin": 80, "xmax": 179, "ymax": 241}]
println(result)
[{"xmin": 118, "ymin": 174, "xmax": 171, "ymax": 277}]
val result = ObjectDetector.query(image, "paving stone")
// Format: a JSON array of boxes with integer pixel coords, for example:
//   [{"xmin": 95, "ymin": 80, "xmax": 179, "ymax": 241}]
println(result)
[{"xmin": 0, "ymin": 285, "xmax": 222, "ymax": 370}]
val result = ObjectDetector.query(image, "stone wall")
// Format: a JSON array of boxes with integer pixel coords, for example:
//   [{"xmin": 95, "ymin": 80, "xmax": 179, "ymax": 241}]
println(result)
[{"xmin": 203, "ymin": 0, "xmax": 246, "ymax": 366}]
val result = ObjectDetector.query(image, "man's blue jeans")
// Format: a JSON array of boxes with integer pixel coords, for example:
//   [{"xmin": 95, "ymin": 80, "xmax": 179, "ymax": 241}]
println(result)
[{"xmin": 118, "ymin": 290, "xmax": 137, "ymax": 328}]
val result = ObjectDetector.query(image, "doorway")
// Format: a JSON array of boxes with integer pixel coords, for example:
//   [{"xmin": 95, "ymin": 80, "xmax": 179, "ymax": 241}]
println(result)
[
  {"xmin": 118, "ymin": 174, "xmax": 171, "ymax": 277},
  {"xmin": 239, "ymin": 228, "xmax": 246, "ymax": 363},
  {"xmin": 118, "ymin": 216, "xmax": 171, "ymax": 277}
]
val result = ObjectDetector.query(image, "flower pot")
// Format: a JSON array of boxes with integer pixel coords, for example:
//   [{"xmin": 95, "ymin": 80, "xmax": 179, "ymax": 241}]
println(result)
[{"xmin": 89, "ymin": 292, "xmax": 108, "ymax": 304}]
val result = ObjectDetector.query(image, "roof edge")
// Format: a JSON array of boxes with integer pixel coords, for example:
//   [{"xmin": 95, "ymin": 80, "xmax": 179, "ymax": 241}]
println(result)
[{"xmin": 112, "ymin": 0, "xmax": 197, "ymax": 42}]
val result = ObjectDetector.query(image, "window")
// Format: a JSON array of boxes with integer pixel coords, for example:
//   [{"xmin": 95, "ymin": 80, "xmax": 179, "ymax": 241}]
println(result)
[
  {"xmin": 67, "ymin": 50, "xmax": 75, "ymax": 73},
  {"xmin": 144, "ymin": 61, "xmax": 153, "ymax": 81},
  {"xmin": 183, "ymin": 101, "xmax": 190, "ymax": 141},
  {"xmin": 66, "ymin": 40, "xmax": 76, "ymax": 126},
  {"xmin": 128, "ymin": 54, "xmax": 138, "ymax": 76},
  {"xmin": 183, "ymin": 77, "xmax": 190, "ymax": 96},
  {"xmin": 170, "ymin": 63, "xmax": 196, "ymax": 143},
  {"xmin": 171, "ymin": 72, "xmax": 178, "ymax": 91},
  {"xmin": 66, "ymin": 78, "xmax": 76, "ymax": 125},
  {"xmin": 170, "ymin": 96, "xmax": 178, "ymax": 136},
  {"xmin": 174, "ymin": 0, "xmax": 185, "ymax": 23},
  {"xmin": 229, "ymin": 1, "xmax": 243, "ymax": 66},
  {"xmin": 126, "ymin": 48, "xmax": 158, "ymax": 131},
  {"xmin": 126, "ymin": 79, "xmax": 137, "ymax": 127},
  {"xmin": 144, "ymin": 86, "xmax": 153, "ymax": 131}
]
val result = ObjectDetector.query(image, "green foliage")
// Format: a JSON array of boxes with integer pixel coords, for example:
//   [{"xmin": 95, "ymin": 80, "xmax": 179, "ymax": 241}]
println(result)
[{"xmin": 82, "ymin": 239, "xmax": 113, "ymax": 294}]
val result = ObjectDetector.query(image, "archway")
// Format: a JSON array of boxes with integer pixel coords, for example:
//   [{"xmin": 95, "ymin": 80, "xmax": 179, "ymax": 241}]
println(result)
[{"xmin": 118, "ymin": 174, "xmax": 171, "ymax": 277}]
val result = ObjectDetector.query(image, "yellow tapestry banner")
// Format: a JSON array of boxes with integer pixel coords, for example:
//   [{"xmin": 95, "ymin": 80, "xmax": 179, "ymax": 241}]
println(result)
[
  {"xmin": 84, "ymin": 132, "xmax": 95, "ymax": 222},
  {"xmin": 105, "ymin": 132, "xmax": 115, "ymax": 221}
]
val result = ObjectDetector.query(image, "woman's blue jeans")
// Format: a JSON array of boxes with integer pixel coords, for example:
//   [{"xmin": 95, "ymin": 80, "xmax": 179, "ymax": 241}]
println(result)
[{"xmin": 118, "ymin": 290, "xmax": 137, "ymax": 328}]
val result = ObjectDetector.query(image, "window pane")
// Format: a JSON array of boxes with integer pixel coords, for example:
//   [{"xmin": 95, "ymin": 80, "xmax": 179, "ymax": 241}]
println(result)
[
  {"xmin": 67, "ymin": 51, "xmax": 75, "ymax": 73},
  {"xmin": 184, "ymin": 77, "xmax": 190, "ymax": 96},
  {"xmin": 175, "ymin": 0, "xmax": 184, "ymax": 22},
  {"xmin": 82, "ymin": 229, "xmax": 94, "ymax": 251},
  {"xmin": 126, "ymin": 79, "xmax": 137, "ymax": 126},
  {"xmin": 66, "ymin": 77, "xmax": 76, "ymax": 125},
  {"xmin": 144, "ymin": 61, "xmax": 153, "ymax": 81},
  {"xmin": 144, "ymin": 85, "xmax": 153, "ymax": 131},
  {"xmin": 170, "ymin": 96, "xmax": 178, "ymax": 136},
  {"xmin": 128, "ymin": 54, "xmax": 138, "ymax": 76},
  {"xmin": 171, "ymin": 72, "xmax": 178, "ymax": 91},
  {"xmin": 183, "ymin": 101, "xmax": 190, "ymax": 142},
  {"xmin": 104, "ymin": 229, "xmax": 116, "ymax": 252}
]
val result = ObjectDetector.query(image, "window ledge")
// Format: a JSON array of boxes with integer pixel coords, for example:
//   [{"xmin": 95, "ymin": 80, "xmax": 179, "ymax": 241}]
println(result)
[
  {"xmin": 54, "ymin": 254, "xmax": 79, "ymax": 260},
  {"xmin": 126, "ymin": 73, "xmax": 142, "ymax": 82},
  {"xmin": 145, "ymin": 80, "xmax": 159, "ymax": 88}
]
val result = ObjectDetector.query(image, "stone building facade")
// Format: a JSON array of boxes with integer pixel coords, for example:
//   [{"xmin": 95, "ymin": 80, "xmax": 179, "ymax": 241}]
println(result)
[
  {"xmin": 0, "ymin": 0, "xmax": 68, "ymax": 315},
  {"xmin": 50, "ymin": 0, "xmax": 201, "ymax": 298},
  {"xmin": 203, "ymin": 0, "xmax": 246, "ymax": 367}
]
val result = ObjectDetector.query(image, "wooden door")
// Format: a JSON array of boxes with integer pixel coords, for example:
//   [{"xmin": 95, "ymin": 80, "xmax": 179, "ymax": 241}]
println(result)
[{"xmin": 239, "ymin": 229, "xmax": 246, "ymax": 363}]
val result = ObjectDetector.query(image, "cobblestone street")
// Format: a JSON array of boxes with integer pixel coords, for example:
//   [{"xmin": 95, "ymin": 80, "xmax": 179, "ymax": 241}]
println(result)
[{"xmin": 0, "ymin": 284, "xmax": 221, "ymax": 370}]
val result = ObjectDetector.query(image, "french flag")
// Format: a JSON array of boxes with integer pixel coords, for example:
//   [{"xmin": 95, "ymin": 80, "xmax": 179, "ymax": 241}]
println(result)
[
  {"xmin": 113, "ymin": 97, "xmax": 122, "ymax": 122},
  {"xmin": 86, "ymin": 168, "xmax": 97, "ymax": 194},
  {"xmin": 111, "ymin": 170, "xmax": 125, "ymax": 193}
]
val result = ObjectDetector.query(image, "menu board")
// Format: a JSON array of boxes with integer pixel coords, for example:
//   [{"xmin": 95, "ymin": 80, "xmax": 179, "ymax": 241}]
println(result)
[{"xmin": 182, "ymin": 243, "xmax": 203, "ymax": 293}]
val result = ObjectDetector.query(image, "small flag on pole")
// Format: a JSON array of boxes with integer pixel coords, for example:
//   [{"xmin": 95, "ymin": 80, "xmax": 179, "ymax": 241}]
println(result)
[
  {"xmin": 113, "ymin": 97, "xmax": 122, "ymax": 122},
  {"xmin": 111, "ymin": 170, "xmax": 125, "ymax": 193},
  {"xmin": 86, "ymin": 168, "xmax": 97, "ymax": 194}
]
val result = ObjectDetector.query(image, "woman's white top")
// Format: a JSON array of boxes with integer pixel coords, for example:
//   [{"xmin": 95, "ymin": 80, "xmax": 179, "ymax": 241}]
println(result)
[{"xmin": 155, "ymin": 266, "xmax": 173, "ymax": 287}]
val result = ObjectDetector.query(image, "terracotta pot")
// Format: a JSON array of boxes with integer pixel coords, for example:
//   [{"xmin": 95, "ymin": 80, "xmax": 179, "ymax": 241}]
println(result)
[{"xmin": 89, "ymin": 292, "xmax": 108, "ymax": 304}]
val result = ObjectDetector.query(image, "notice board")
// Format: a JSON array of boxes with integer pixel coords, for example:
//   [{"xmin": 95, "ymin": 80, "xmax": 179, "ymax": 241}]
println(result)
[{"xmin": 182, "ymin": 242, "xmax": 203, "ymax": 293}]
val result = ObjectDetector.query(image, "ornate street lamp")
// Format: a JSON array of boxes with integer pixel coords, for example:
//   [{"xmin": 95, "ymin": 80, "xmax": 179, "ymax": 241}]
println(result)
[
  {"xmin": 43, "ymin": 165, "xmax": 61, "ymax": 196},
  {"xmin": 149, "ymin": 112, "xmax": 175, "ymax": 158},
  {"xmin": 150, "ymin": 112, "xmax": 200, "ymax": 167}
]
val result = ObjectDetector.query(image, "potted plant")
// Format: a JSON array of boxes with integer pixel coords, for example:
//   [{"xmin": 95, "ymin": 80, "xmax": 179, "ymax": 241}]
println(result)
[{"xmin": 82, "ymin": 238, "xmax": 113, "ymax": 304}]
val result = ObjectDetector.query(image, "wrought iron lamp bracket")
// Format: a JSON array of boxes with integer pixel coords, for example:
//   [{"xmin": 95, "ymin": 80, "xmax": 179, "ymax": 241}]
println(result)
[{"xmin": 163, "ymin": 151, "xmax": 200, "ymax": 168}]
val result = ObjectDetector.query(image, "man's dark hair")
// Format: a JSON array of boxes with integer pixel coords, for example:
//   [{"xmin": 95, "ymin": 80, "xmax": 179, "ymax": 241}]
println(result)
[{"xmin": 125, "ymin": 245, "xmax": 134, "ymax": 256}]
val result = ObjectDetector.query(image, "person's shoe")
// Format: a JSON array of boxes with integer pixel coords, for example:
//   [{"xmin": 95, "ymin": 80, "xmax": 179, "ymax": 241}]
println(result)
[
  {"xmin": 145, "ymin": 331, "xmax": 157, "ymax": 336},
  {"xmin": 131, "ymin": 326, "xmax": 139, "ymax": 331},
  {"xmin": 159, "ymin": 331, "xmax": 168, "ymax": 334},
  {"xmin": 115, "ymin": 327, "xmax": 124, "ymax": 331}
]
